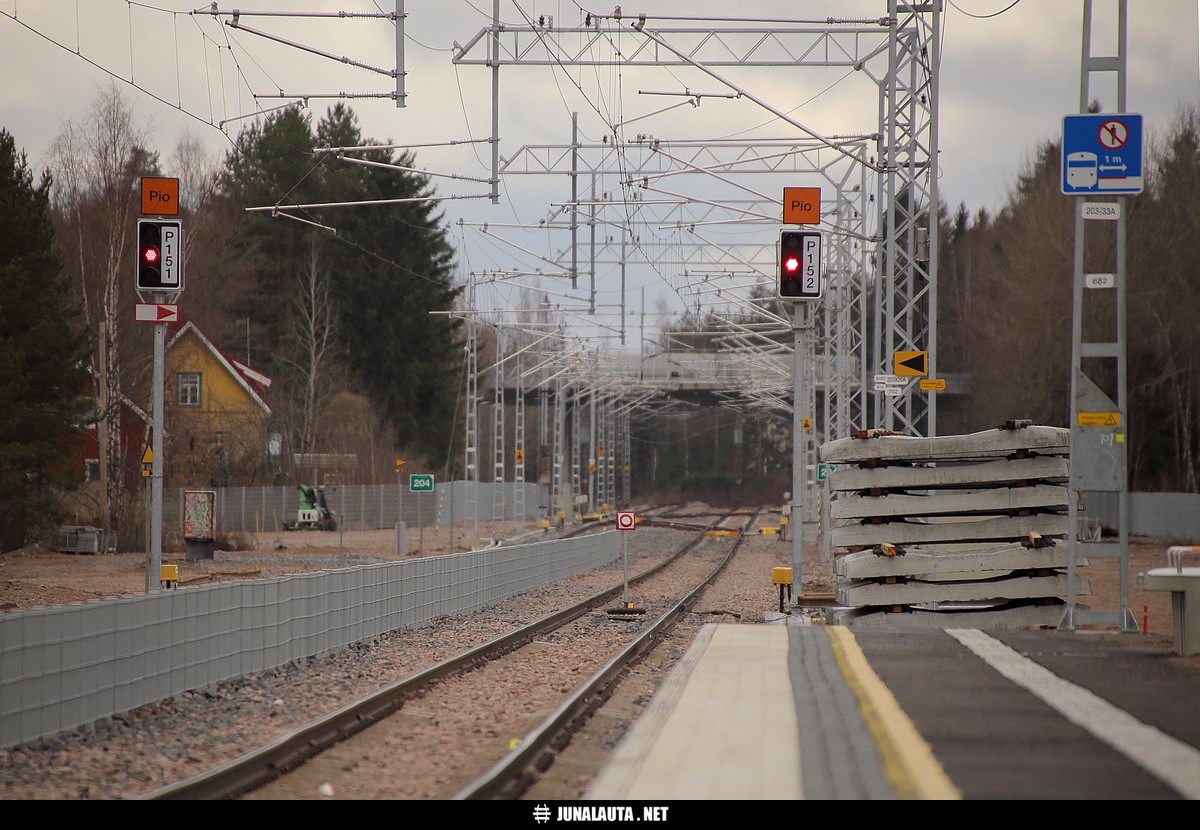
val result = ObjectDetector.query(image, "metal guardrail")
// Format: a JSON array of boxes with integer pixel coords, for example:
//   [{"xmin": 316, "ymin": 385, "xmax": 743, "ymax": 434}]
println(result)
[{"xmin": 1167, "ymin": 546, "xmax": 1200, "ymax": 572}]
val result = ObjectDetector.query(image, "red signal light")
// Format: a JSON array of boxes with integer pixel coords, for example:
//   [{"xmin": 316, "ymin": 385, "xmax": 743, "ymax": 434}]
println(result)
[
  {"xmin": 783, "ymin": 255, "xmax": 800, "ymax": 273},
  {"xmin": 143, "ymin": 246, "xmax": 159, "ymax": 264}
]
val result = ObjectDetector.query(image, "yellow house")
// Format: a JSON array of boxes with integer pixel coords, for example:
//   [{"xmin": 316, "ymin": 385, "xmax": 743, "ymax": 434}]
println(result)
[{"xmin": 164, "ymin": 321, "xmax": 272, "ymax": 487}]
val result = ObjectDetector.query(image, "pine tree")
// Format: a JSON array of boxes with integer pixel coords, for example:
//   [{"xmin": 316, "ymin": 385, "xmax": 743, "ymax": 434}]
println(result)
[
  {"xmin": 0, "ymin": 129, "xmax": 92, "ymax": 550},
  {"xmin": 216, "ymin": 104, "xmax": 462, "ymax": 467}
]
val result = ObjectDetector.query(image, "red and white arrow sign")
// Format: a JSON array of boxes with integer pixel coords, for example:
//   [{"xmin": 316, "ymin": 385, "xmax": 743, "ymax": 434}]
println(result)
[{"xmin": 135, "ymin": 303, "xmax": 179, "ymax": 323}]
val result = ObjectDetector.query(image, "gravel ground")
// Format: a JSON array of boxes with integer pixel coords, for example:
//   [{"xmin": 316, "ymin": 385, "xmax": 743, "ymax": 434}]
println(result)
[
  {"xmin": 0, "ymin": 506, "xmax": 815, "ymax": 800},
  {"xmin": 1, "ymin": 502, "xmax": 1176, "ymax": 801}
]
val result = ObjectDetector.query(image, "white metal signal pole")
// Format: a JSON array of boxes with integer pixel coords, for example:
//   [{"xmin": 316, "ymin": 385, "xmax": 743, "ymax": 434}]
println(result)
[
  {"xmin": 791, "ymin": 303, "xmax": 806, "ymax": 603},
  {"xmin": 147, "ymin": 321, "xmax": 165, "ymax": 593}
]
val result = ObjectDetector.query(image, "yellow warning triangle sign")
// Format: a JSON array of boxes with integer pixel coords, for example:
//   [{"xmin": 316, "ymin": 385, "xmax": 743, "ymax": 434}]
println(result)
[{"xmin": 141, "ymin": 445, "xmax": 153, "ymax": 465}]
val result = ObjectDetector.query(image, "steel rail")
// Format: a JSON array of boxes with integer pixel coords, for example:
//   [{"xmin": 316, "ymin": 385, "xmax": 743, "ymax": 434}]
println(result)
[
  {"xmin": 452, "ymin": 518, "xmax": 752, "ymax": 800},
  {"xmin": 136, "ymin": 508, "xmax": 732, "ymax": 801}
]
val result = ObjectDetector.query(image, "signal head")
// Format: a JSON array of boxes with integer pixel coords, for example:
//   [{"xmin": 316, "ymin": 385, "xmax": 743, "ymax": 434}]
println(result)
[{"xmin": 777, "ymin": 229, "xmax": 821, "ymax": 300}]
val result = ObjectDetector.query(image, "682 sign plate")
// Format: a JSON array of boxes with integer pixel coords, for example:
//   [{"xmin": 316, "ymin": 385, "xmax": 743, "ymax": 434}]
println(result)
[{"xmin": 615, "ymin": 511, "xmax": 636, "ymax": 531}]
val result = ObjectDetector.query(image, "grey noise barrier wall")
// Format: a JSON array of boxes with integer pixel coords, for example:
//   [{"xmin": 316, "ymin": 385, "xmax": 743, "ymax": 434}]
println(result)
[
  {"xmin": 165, "ymin": 484, "xmax": 1200, "ymax": 541},
  {"xmin": 165, "ymin": 482, "xmax": 544, "ymax": 534},
  {"xmin": 0, "ymin": 531, "xmax": 620, "ymax": 750}
]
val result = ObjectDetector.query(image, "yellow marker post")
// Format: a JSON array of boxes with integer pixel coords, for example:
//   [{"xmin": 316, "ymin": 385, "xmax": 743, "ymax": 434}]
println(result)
[{"xmin": 772, "ymin": 567, "xmax": 793, "ymax": 612}]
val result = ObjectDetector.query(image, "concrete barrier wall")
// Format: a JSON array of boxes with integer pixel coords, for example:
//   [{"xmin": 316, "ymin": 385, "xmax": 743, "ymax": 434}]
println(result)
[{"xmin": 0, "ymin": 531, "xmax": 619, "ymax": 750}]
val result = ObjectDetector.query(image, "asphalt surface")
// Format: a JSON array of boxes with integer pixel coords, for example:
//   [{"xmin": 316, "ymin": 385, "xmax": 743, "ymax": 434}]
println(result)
[
  {"xmin": 853, "ymin": 627, "xmax": 1200, "ymax": 800},
  {"xmin": 586, "ymin": 622, "xmax": 1200, "ymax": 802}
]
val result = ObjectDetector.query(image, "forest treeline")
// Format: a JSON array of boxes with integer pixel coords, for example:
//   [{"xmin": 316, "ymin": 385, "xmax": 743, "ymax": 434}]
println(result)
[
  {"xmin": 647, "ymin": 104, "xmax": 1200, "ymax": 498},
  {"xmin": 1, "ymin": 82, "xmax": 462, "ymax": 547},
  {"xmin": 939, "ymin": 104, "xmax": 1200, "ymax": 493},
  {"xmin": 1, "ymin": 82, "xmax": 1197, "ymax": 549}
]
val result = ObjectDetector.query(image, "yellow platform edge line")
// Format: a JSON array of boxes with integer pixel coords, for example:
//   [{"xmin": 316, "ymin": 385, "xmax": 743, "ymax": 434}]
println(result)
[{"xmin": 825, "ymin": 626, "xmax": 963, "ymax": 801}]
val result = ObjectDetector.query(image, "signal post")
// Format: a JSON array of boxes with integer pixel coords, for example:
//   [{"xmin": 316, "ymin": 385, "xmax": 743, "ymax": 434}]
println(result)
[
  {"xmin": 136, "ymin": 177, "xmax": 183, "ymax": 592},
  {"xmin": 778, "ymin": 188, "xmax": 823, "ymax": 604}
]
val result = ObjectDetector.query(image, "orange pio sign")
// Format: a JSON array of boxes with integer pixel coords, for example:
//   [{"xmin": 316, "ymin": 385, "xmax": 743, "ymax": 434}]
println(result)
[
  {"xmin": 783, "ymin": 187, "xmax": 821, "ymax": 224},
  {"xmin": 141, "ymin": 177, "xmax": 179, "ymax": 216}
]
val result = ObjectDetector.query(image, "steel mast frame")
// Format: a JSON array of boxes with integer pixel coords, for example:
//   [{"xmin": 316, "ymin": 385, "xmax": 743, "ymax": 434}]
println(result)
[
  {"xmin": 1061, "ymin": 0, "xmax": 1137, "ymax": 632},
  {"xmin": 874, "ymin": 1, "xmax": 940, "ymax": 437},
  {"xmin": 452, "ymin": 5, "xmax": 941, "ymax": 439},
  {"xmin": 479, "ymin": 133, "xmax": 874, "ymax": 443}
]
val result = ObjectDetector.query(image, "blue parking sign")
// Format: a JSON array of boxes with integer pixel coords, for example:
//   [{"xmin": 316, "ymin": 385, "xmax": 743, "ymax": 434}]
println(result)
[{"xmin": 1061, "ymin": 113, "xmax": 1143, "ymax": 195}]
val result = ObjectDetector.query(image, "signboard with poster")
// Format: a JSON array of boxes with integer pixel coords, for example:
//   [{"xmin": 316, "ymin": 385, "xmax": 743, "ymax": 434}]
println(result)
[
  {"xmin": 182, "ymin": 490, "xmax": 216, "ymax": 540},
  {"xmin": 182, "ymin": 489, "xmax": 217, "ymax": 561}
]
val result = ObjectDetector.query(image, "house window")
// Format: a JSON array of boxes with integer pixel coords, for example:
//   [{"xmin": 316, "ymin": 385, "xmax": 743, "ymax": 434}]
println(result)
[
  {"xmin": 178, "ymin": 373, "xmax": 202, "ymax": 407},
  {"xmin": 85, "ymin": 459, "xmax": 100, "ymax": 483}
]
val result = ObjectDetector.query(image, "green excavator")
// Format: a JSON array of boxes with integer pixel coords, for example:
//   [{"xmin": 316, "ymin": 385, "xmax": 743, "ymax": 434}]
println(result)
[{"xmin": 290, "ymin": 484, "xmax": 337, "ymax": 531}]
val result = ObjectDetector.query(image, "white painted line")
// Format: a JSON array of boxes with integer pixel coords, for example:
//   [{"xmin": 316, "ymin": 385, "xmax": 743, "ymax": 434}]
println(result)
[{"xmin": 947, "ymin": 628, "xmax": 1200, "ymax": 800}]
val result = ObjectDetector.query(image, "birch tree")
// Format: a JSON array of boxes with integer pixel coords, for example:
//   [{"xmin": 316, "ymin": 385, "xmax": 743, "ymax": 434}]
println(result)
[{"xmin": 48, "ymin": 80, "xmax": 159, "ymax": 538}]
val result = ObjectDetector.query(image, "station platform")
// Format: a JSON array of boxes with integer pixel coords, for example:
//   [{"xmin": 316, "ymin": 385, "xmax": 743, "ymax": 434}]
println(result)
[{"xmin": 584, "ymin": 619, "xmax": 1200, "ymax": 801}]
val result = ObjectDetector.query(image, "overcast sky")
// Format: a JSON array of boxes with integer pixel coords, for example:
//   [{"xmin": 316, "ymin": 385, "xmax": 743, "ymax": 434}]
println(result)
[{"xmin": 3, "ymin": 1, "xmax": 1198, "ymax": 346}]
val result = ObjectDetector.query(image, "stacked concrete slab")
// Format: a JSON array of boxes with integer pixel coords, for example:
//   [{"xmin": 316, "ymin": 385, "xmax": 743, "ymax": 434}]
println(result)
[{"xmin": 819, "ymin": 422, "xmax": 1086, "ymax": 628}]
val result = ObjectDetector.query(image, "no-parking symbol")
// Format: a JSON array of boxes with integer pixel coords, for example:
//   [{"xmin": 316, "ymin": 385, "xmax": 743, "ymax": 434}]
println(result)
[{"xmin": 616, "ymin": 511, "xmax": 636, "ymax": 531}]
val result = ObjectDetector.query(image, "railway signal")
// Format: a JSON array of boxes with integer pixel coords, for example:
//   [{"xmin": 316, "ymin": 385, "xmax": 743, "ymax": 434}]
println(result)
[
  {"xmin": 777, "ymin": 230, "xmax": 822, "ymax": 300},
  {"xmin": 136, "ymin": 219, "xmax": 183, "ymax": 292}
]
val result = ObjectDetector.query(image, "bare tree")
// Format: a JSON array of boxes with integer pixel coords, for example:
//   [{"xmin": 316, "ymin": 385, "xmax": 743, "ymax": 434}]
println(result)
[
  {"xmin": 278, "ymin": 239, "xmax": 340, "ymax": 458},
  {"xmin": 948, "ymin": 140, "xmax": 1076, "ymax": 430},
  {"xmin": 1128, "ymin": 106, "xmax": 1200, "ymax": 491},
  {"xmin": 164, "ymin": 130, "xmax": 255, "ymax": 348},
  {"xmin": 49, "ymin": 80, "xmax": 158, "ymax": 538},
  {"xmin": 941, "ymin": 111, "xmax": 1200, "ymax": 491}
]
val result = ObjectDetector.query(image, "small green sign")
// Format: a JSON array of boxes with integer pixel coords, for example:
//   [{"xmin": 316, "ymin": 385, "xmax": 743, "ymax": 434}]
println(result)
[
  {"xmin": 409, "ymin": 474, "xmax": 434, "ymax": 492},
  {"xmin": 817, "ymin": 463, "xmax": 839, "ymax": 482}
]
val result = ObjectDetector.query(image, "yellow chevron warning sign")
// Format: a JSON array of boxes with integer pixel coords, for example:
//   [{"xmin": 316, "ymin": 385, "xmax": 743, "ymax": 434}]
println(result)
[{"xmin": 894, "ymin": 350, "xmax": 928, "ymax": 377}]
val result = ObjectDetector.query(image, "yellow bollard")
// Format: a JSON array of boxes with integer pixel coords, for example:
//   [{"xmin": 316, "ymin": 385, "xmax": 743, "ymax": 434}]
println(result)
[{"xmin": 771, "ymin": 567, "xmax": 793, "ymax": 613}]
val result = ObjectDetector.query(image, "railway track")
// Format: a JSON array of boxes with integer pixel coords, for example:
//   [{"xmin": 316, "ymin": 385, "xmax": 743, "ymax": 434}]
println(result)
[{"xmin": 137, "ymin": 506, "xmax": 756, "ymax": 800}]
